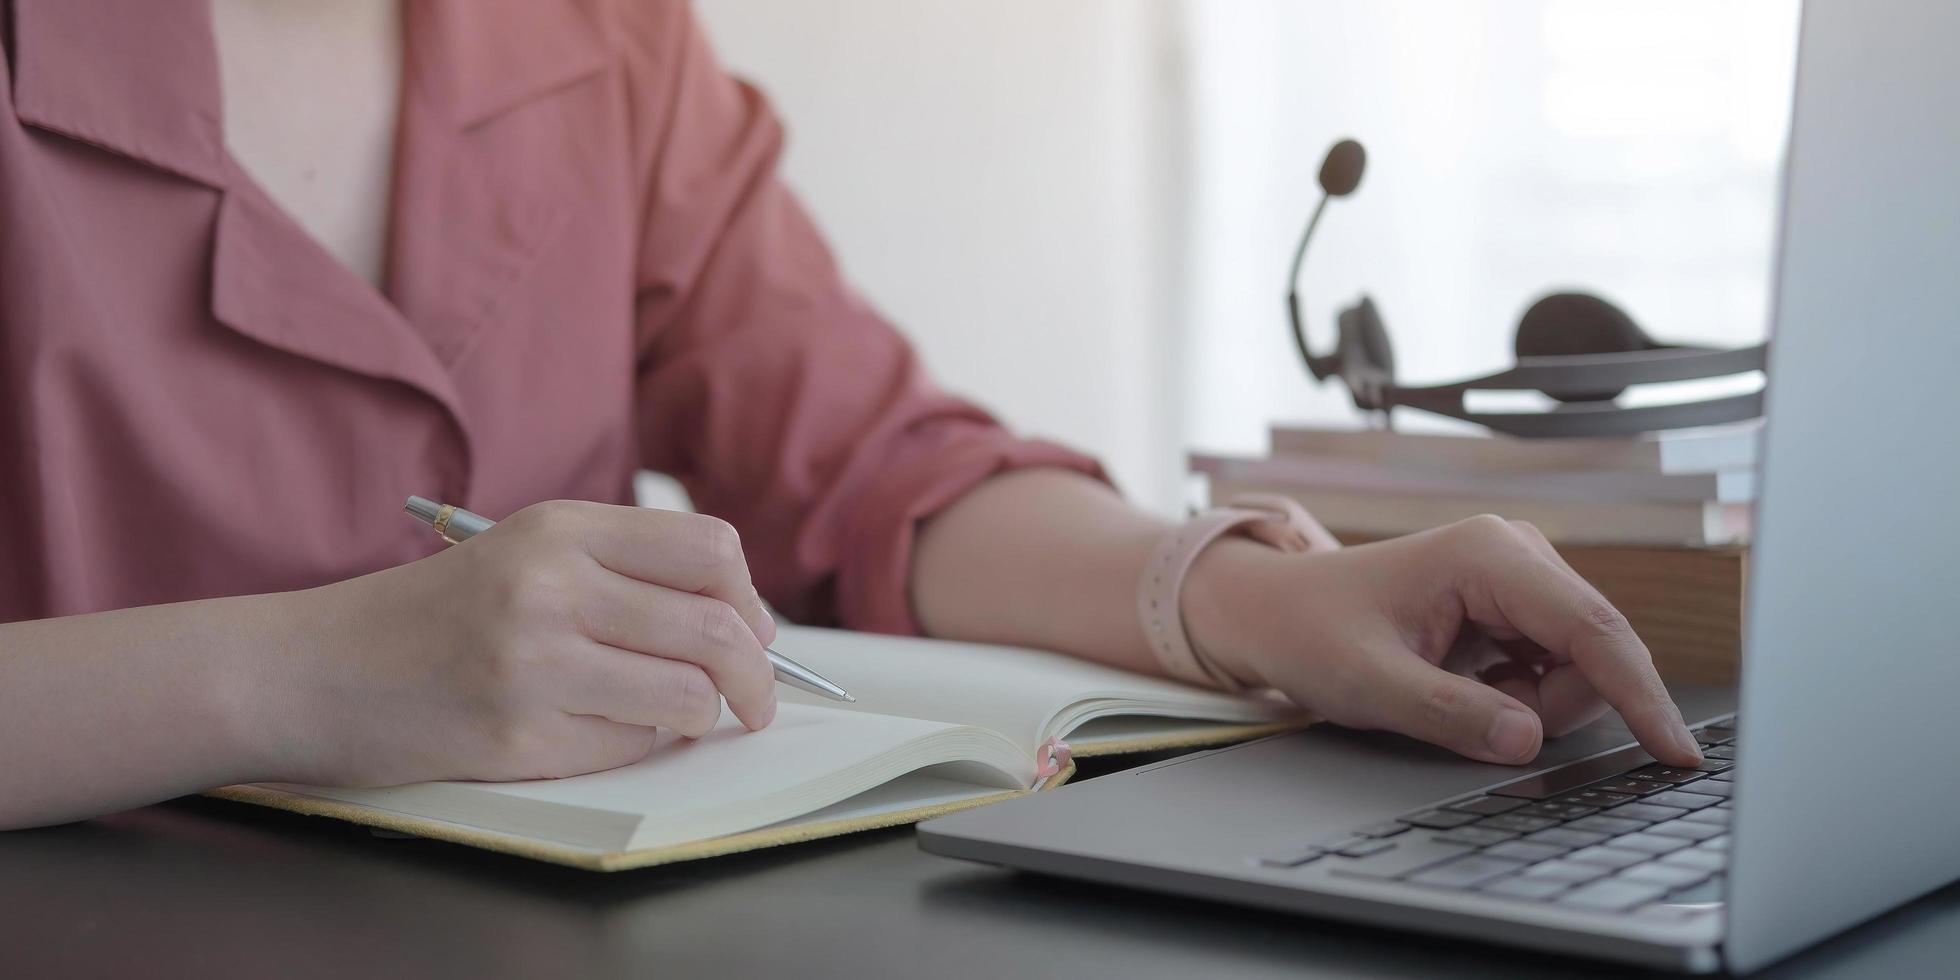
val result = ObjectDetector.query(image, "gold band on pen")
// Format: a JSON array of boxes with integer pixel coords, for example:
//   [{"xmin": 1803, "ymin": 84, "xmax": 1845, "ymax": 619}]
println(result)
[{"xmin": 432, "ymin": 503, "xmax": 458, "ymax": 543}]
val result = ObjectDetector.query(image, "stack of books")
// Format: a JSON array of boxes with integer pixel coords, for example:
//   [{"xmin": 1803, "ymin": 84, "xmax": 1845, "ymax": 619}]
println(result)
[{"xmin": 1192, "ymin": 423, "xmax": 1763, "ymax": 684}]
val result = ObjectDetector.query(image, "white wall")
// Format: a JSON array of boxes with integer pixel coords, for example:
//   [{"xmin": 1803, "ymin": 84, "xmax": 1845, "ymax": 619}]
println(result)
[{"xmin": 692, "ymin": 0, "xmax": 1190, "ymax": 514}]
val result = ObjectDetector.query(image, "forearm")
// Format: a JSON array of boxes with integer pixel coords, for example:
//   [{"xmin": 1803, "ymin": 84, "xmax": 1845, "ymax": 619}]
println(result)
[
  {"xmin": 911, "ymin": 468, "xmax": 1270, "ymax": 680},
  {"xmin": 0, "ymin": 594, "xmax": 290, "ymax": 829}
]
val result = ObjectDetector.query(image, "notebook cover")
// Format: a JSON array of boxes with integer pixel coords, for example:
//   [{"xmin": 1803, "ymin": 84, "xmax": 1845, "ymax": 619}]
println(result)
[
  {"xmin": 203, "ymin": 720, "xmax": 1310, "ymax": 870},
  {"xmin": 206, "ymin": 766, "xmax": 1067, "ymax": 872}
]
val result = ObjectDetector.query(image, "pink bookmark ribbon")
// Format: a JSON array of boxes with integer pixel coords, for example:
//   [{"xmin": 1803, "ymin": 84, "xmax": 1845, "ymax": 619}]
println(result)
[{"xmin": 1035, "ymin": 738, "xmax": 1073, "ymax": 785}]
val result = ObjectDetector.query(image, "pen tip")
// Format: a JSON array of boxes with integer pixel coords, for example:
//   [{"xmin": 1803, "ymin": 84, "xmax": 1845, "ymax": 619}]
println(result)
[{"xmin": 842, "ymin": 694, "xmax": 857, "ymax": 703}]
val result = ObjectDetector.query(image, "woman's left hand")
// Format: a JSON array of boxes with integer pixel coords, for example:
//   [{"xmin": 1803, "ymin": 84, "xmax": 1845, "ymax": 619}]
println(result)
[{"xmin": 1182, "ymin": 514, "xmax": 1705, "ymax": 767}]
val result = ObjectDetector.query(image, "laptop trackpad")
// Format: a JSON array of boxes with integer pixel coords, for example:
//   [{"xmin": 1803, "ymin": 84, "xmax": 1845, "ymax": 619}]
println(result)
[
  {"xmin": 924, "ymin": 685, "xmax": 1735, "ymax": 873},
  {"xmin": 1157, "ymin": 722, "xmax": 1627, "ymax": 824}
]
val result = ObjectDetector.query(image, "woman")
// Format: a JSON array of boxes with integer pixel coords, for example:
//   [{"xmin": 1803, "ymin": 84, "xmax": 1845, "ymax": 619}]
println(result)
[{"xmin": 0, "ymin": 0, "xmax": 1700, "ymax": 830}]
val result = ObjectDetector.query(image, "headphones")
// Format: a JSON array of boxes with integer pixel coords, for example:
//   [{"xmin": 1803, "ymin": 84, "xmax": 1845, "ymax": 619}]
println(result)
[{"xmin": 1287, "ymin": 139, "xmax": 1769, "ymax": 438}]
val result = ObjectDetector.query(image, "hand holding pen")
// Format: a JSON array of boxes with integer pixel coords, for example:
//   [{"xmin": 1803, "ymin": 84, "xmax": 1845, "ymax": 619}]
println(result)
[
  {"xmin": 141, "ymin": 497, "xmax": 846, "ymax": 791},
  {"xmin": 405, "ymin": 497, "xmax": 852, "ymax": 703}
]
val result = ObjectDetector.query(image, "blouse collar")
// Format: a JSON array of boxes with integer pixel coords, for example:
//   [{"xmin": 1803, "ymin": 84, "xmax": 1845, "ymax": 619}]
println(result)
[{"xmin": 8, "ymin": 0, "xmax": 610, "ymax": 189}]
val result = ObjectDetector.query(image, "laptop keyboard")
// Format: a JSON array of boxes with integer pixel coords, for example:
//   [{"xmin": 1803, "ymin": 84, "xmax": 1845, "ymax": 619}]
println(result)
[{"xmin": 1256, "ymin": 719, "xmax": 1738, "ymax": 915}]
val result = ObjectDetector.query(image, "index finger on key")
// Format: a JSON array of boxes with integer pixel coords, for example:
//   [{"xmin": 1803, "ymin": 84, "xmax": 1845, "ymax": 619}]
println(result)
[{"xmin": 1447, "ymin": 523, "xmax": 1703, "ymax": 766}]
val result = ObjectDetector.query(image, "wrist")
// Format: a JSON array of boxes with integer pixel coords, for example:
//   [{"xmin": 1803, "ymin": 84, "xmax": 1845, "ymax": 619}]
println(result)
[
  {"xmin": 208, "ymin": 583, "xmax": 361, "ymax": 785},
  {"xmin": 134, "ymin": 589, "xmax": 304, "ymax": 788},
  {"xmin": 196, "ymin": 590, "xmax": 300, "ymax": 784},
  {"xmin": 1180, "ymin": 536, "xmax": 1299, "ymax": 689}
]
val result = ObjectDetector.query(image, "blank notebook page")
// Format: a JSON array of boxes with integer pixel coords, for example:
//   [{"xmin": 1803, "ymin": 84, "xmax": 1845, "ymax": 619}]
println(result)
[{"xmin": 772, "ymin": 624, "xmax": 1288, "ymax": 750}]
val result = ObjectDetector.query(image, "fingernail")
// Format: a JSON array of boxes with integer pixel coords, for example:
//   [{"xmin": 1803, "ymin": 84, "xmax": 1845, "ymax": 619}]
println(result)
[
  {"xmin": 1485, "ymin": 709, "xmax": 1538, "ymax": 762},
  {"xmin": 1675, "ymin": 726, "xmax": 1704, "ymax": 763},
  {"xmin": 1666, "ymin": 704, "xmax": 1703, "ymax": 762}
]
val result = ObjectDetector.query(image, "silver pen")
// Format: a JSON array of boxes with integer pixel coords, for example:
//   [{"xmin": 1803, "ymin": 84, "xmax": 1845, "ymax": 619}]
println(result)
[{"xmin": 403, "ymin": 496, "xmax": 854, "ymax": 703}]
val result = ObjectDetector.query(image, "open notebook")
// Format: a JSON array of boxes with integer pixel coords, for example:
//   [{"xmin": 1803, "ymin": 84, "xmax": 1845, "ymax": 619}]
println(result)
[{"xmin": 212, "ymin": 625, "xmax": 1305, "ymax": 870}]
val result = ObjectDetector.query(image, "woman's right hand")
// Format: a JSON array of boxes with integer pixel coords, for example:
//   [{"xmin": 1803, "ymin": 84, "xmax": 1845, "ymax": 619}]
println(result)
[{"xmin": 255, "ymin": 500, "xmax": 780, "ymax": 788}]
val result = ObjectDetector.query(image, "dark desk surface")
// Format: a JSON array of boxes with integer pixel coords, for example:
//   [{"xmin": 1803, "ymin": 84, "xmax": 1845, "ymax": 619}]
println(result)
[{"xmin": 7, "ymin": 755, "xmax": 1958, "ymax": 980}]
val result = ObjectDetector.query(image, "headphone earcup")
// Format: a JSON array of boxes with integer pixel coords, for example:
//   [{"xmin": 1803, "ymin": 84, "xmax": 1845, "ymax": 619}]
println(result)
[
  {"xmin": 1334, "ymin": 297, "xmax": 1397, "ymax": 407},
  {"xmin": 1354, "ymin": 297, "xmax": 1396, "ymax": 382},
  {"xmin": 1513, "ymin": 292, "xmax": 1659, "ymax": 402}
]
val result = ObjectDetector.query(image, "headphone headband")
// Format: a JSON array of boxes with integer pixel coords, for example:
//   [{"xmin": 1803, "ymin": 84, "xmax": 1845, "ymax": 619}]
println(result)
[
  {"xmin": 1390, "ymin": 389, "xmax": 1765, "ymax": 438},
  {"xmin": 1447, "ymin": 344, "xmax": 1769, "ymax": 394}
]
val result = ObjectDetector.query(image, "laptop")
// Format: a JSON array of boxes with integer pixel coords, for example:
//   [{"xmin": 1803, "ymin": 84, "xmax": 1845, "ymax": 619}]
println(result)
[{"xmin": 917, "ymin": 0, "xmax": 1960, "ymax": 972}]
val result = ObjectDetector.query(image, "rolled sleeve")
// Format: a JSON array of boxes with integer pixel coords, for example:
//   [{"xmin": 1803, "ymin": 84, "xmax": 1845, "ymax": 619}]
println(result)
[
  {"xmin": 621, "ymin": 3, "xmax": 1106, "ymax": 632},
  {"xmin": 825, "ymin": 414, "xmax": 1104, "ymax": 634}
]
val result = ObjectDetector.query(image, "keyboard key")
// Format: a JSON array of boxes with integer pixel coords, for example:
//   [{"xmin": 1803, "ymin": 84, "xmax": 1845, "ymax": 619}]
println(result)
[
  {"xmin": 1644, "ymin": 819, "xmax": 1724, "ymax": 842},
  {"xmin": 1446, "ymin": 796, "xmax": 1528, "ymax": 816},
  {"xmin": 1609, "ymin": 833, "xmax": 1691, "ymax": 855},
  {"xmin": 1558, "ymin": 789, "xmax": 1637, "ymax": 808},
  {"xmin": 1674, "ymin": 780, "xmax": 1733, "ymax": 799},
  {"xmin": 1586, "ymin": 778, "xmax": 1669, "ymax": 797},
  {"xmin": 1433, "ymin": 826, "xmax": 1520, "ymax": 847},
  {"xmin": 1701, "ymin": 727, "xmax": 1736, "ymax": 743},
  {"xmin": 1484, "ymin": 841, "xmax": 1569, "ymax": 863},
  {"xmin": 1516, "ymin": 801, "xmax": 1600, "ymax": 821},
  {"xmin": 1618, "ymin": 862, "xmax": 1710, "ymax": 889},
  {"xmin": 1525, "ymin": 827, "xmax": 1609, "ymax": 849},
  {"xmin": 1698, "ymin": 835, "xmax": 1732, "ymax": 852},
  {"xmin": 1640, "ymin": 790, "xmax": 1720, "ymax": 811},
  {"xmin": 1402, "ymin": 809, "xmax": 1482, "ymax": 829},
  {"xmin": 1632, "ymin": 902, "xmax": 1714, "ymax": 926},
  {"xmin": 1558, "ymin": 879, "xmax": 1671, "ymax": 912},
  {"xmin": 1314, "ymin": 835, "xmax": 1370, "ymax": 853},
  {"xmin": 1336, "ymin": 838, "xmax": 1397, "ymax": 857},
  {"xmin": 1567, "ymin": 815, "xmax": 1651, "ymax": 836},
  {"xmin": 1481, "ymin": 875, "xmax": 1573, "ymax": 901},
  {"xmin": 1565, "ymin": 846, "xmax": 1650, "ymax": 870},
  {"xmin": 1626, "ymin": 766, "xmax": 1707, "ymax": 785},
  {"xmin": 1332, "ymin": 836, "xmax": 1478, "ymax": 880},
  {"xmin": 1663, "ymin": 876, "xmax": 1727, "ymax": 906},
  {"xmin": 1659, "ymin": 849, "xmax": 1728, "ymax": 873},
  {"xmin": 1357, "ymin": 821, "xmax": 1411, "ymax": 838},
  {"xmin": 1704, "ymin": 745, "xmax": 1738, "ymax": 761},
  {"xmin": 1487, "ymin": 746, "xmax": 1655, "ymax": 799},
  {"xmin": 1679, "ymin": 807, "xmax": 1732, "ymax": 827},
  {"xmin": 1475, "ymin": 814, "xmax": 1561, "ymax": 834},
  {"xmin": 1604, "ymin": 802, "xmax": 1689, "ymax": 823},
  {"xmin": 1709, "ymin": 769, "xmax": 1738, "ymax": 782},
  {"xmin": 1690, "ymin": 759, "xmax": 1735, "ymax": 774},
  {"xmin": 1259, "ymin": 848, "xmax": 1325, "ymax": 868},
  {"xmin": 1522, "ymin": 859, "xmax": 1612, "ymax": 885},
  {"xmin": 1405, "ymin": 854, "xmax": 1527, "ymax": 889}
]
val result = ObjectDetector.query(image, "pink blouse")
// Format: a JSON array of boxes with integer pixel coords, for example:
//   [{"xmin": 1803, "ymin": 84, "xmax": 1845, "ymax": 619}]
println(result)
[{"xmin": 0, "ymin": 0, "xmax": 1100, "ymax": 630}]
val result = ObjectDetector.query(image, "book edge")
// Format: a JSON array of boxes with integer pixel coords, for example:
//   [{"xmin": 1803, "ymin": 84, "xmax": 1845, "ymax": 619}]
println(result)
[
  {"xmin": 1266, "ymin": 422, "xmax": 1761, "ymax": 473},
  {"xmin": 1194, "ymin": 453, "xmax": 1753, "ymax": 504},
  {"xmin": 1065, "ymin": 720, "xmax": 1310, "ymax": 758},
  {"xmin": 1208, "ymin": 478, "xmax": 1734, "ymax": 547}
]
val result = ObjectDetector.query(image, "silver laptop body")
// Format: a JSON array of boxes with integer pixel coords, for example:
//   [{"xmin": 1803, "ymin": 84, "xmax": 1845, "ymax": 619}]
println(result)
[{"xmin": 919, "ymin": 0, "xmax": 1960, "ymax": 971}]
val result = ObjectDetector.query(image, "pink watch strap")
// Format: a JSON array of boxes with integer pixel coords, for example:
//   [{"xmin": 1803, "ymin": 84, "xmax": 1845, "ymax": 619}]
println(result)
[{"xmin": 1137, "ymin": 494, "xmax": 1339, "ymax": 689}]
